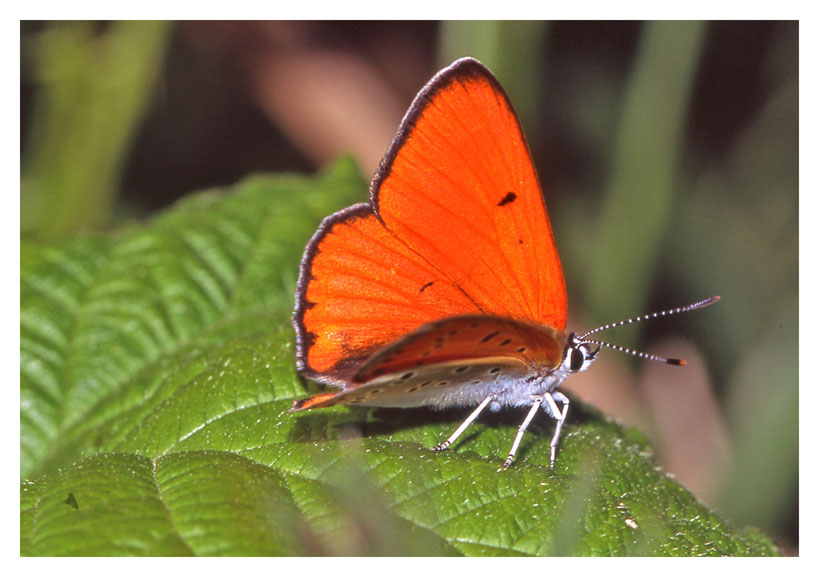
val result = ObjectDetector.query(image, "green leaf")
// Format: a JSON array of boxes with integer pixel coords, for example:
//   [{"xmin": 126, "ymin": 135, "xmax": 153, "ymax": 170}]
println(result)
[{"xmin": 20, "ymin": 158, "xmax": 777, "ymax": 556}]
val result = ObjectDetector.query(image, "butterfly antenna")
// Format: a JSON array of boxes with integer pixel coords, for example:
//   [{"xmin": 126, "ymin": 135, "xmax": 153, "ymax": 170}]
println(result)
[{"xmin": 577, "ymin": 296, "xmax": 720, "ymax": 366}]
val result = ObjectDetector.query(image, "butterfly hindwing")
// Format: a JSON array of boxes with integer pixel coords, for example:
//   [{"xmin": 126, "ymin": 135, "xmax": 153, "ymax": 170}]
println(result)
[
  {"xmin": 291, "ymin": 316, "xmax": 565, "ymax": 411},
  {"xmin": 354, "ymin": 315, "xmax": 564, "ymax": 383},
  {"xmin": 292, "ymin": 357, "xmax": 531, "ymax": 410}
]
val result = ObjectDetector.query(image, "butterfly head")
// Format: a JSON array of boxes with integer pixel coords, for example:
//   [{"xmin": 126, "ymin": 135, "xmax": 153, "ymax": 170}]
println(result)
[{"xmin": 562, "ymin": 333, "xmax": 600, "ymax": 374}]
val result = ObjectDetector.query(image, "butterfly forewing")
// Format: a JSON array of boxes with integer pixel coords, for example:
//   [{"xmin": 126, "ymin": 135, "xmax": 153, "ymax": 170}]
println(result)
[{"xmin": 373, "ymin": 59, "xmax": 567, "ymax": 330}]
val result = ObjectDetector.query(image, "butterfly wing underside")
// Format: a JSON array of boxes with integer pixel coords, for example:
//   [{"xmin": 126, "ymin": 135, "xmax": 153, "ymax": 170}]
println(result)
[{"xmin": 291, "ymin": 316, "xmax": 565, "ymax": 410}]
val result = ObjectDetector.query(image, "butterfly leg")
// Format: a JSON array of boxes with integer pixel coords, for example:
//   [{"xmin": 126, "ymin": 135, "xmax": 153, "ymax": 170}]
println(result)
[
  {"xmin": 501, "ymin": 396, "xmax": 543, "ymax": 470},
  {"xmin": 544, "ymin": 391, "xmax": 570, "ymax": 469},
  {"xmin": 433, "ymin": 394, "xmax": 495, "ymax": 453}
]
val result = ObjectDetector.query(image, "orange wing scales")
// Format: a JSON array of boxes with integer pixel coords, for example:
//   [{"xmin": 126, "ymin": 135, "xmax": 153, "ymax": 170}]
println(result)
[
  {"xmin": 291, "ymin": 392, "xmax": 339, "ymax": 411},
  {"xmin": 295, "ymin": 205, "xmax": 480, "ymax": 382},
  {"xmin": 372, "ymin": 60, "xmax": 566, "ymax": 329}
]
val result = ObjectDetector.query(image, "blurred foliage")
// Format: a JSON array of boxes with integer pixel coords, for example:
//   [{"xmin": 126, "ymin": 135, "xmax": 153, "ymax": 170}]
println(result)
[
  {"xmin": 20, "ymin": 161, "xmax": 776, "ymax": 556},
  {"xmin": 586, "ymin": 20, "xmax": 706, "ymax": 336},
  {"xmin": 21, "ymin": 21, "xmax": 172, "ymax": 240},
  {"xmin": 20, "ymin": 21, "xmax": 798, "ymax": 552}
]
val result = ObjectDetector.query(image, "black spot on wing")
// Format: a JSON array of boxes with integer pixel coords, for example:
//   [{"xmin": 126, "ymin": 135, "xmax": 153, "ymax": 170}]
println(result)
[
  {"xmin": 497, "ymin": 192, "xmax": 517, "ymax": 206},
  {"xmin": 479, "ymin": 330, "xmax": 500, "ymax": 344}
]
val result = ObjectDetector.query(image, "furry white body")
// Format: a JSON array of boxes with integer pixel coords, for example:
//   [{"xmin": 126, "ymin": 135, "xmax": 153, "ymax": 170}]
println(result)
[{"xmin": 354, "ymin": 358, "xmax": 572, "ymax": 415}]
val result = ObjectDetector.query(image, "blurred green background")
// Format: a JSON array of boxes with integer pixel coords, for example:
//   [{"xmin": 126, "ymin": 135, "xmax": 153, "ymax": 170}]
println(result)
[{"xmin": 20, "ymin": 21, "xmax": 798, "ymax": 553}]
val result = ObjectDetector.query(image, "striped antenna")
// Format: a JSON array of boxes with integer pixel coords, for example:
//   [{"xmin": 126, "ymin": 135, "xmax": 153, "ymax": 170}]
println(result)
[{"xmin": 577, "ymin": 296, "xmax": 720, "ymax": 366}]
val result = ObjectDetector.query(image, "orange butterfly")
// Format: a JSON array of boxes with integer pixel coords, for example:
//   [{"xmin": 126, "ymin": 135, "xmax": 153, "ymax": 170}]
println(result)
[{"xmin": 291, "ymin": 57, "xmax": 718, "ymax": 469}]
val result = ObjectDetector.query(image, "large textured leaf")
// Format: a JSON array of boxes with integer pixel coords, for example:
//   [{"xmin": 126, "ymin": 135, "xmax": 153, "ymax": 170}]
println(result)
[{"xmin": 20, "ymin": 158, "xmax": 777, "ymax": 556}]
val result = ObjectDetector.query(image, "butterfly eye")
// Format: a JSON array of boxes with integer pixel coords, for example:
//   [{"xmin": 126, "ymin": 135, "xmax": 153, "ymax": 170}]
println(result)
[{"xmin": 570, "ymin": 347, "xmax": 587, "ymax": 372}]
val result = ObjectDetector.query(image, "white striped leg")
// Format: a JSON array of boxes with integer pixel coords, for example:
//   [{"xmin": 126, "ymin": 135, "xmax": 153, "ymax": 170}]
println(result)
[
  {"xmin": 433, "ymin": 395, "xmax": 495, "ymax": 452},
  {"xmin": 544, "ymin": 391, "xmax": 570, "ymax": 469},
  {"xmin": 501, "ymin": 396, "xmax": 543, "ymax": 470}
]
